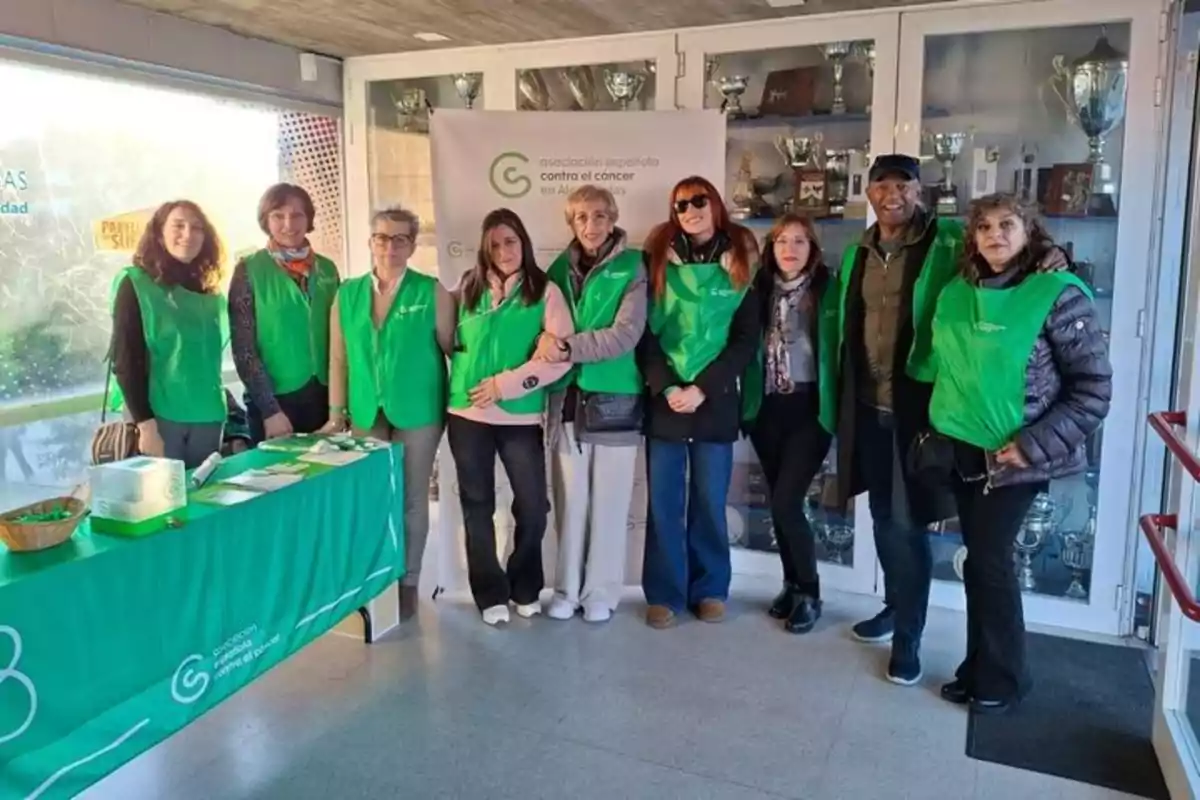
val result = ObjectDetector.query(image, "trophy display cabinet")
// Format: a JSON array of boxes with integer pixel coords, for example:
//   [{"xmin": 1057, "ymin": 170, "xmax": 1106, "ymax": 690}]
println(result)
[{"xmin": 343, "ymin": 0, "xmax": 1171, "ymax": 636}]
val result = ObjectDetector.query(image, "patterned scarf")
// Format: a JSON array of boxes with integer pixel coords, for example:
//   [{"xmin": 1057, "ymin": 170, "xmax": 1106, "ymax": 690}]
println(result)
[
  {"xmin": 267, "ymin": 238, "xmax": 315, "ymax": 280},
  {"xmin": 765, "ymin": 272, "xmax": 810, "ymax": 394}
]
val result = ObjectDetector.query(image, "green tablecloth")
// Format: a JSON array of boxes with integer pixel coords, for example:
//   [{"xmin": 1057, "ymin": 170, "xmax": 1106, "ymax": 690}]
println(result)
[{"xmin": 0, "ymin": 445, "xmax": 405, "ymax": 800}]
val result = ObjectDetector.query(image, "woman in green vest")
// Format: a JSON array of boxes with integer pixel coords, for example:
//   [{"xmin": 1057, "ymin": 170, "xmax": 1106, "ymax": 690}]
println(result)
[
  {"xmin": 447, "ymin": 208, "xmax": 575, "ymax": 626},
  {"xmin": 229, "ymin": 183, "xmax": 340, "ymax": 443},
  {"xmin": 323, "ymin": 206, "xmax": 454, "ymax": 619},
  {"xmin": 109, "ymin": 200, "xmax": 227, "ymax": 467},
  {"xmin": 533, "ymin": 184, "xmax": 646, "ymax": 624},
  {"xmin": 919, "ymin": 193, "xmax": 1111, "ymax": 713},
  {"xmin": 743, "ymin": 213, "xmax": 835, "ymax": 635},
  {"xmin": 638, "ymin": 176, "xmax": 762, "ymax": 630}
]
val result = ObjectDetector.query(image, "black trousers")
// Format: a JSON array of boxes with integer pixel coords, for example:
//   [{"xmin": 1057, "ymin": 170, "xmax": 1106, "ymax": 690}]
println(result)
[
  {"xmin": 750, "ymin": 390, "xmax": 832, "ymax": 595},
  {"xmin": 246, "ymin": 379, "xmax": 328, "ymax": 444},
  {"xmin": 447, "ymin": 415, "xmax": 549, "ymax": 610},
  {"xmin": 951, "ymin": 464, "xmax": 1044, "ymax": 701}
]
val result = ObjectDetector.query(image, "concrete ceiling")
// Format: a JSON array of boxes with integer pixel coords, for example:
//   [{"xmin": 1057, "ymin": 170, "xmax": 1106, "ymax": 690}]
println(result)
[{"xmin": 118, "ymin": 0, "xmax": 962, "ymax": 58}]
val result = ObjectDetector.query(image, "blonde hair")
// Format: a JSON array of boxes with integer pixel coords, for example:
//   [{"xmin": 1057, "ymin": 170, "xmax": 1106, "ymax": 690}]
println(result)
[{"xmin": 564, "ymin": 184, "xmax": 619, "ymax": 226}]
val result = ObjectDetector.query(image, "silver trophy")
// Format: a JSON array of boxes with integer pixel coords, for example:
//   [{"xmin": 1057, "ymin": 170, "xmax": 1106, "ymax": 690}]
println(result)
[
  {"xmin": 1060, "ymin": 469, "xmax": 1100, "ymax": 600},
  {"xmin": 825, "ymin": 150, "xmax": 851, "ymax": 216},
  {"xmin": 705, "ymin": 56, "xmax": 720, "ymax": 84},
  {"xmin": 392, "ymin": 88, "xmax": 426, "ymax": 132},
  {"xmin": 730, "ymin": 152, "xmax": 756, "ymax": 221},
  {"xmin": 517, "ymin": 70, "xmax": 551, "ymax": 111},
  {"xmin": 928, "ymin": 132, "xmax": 969, "ymax": 216},
  {"xmin": 451, "ymin": 73, "xmax": 481, "ymax": 109},
  {"xmin": 775, "ymin": 134, "xmax": 823, "ymax": 169},
  {"xmin": 852, "ymin": 41, "xmax": 877, "ymax": 114},
  {"xmin": 1049, "ymin": 33, "xmax": 1128, "ymax": 212},
  {"xmin": 564, "ymin": 65, "xmax": 599, "ymax": 111},
  {"xmin": 1015, "ymin": 492, "xmax": 1064, "ymax": 593},
  {"xmin": 603, "ymin": 69, "xmax": 645, "ymax": 110},
  {"xmin": 821, "ymin": 41, "xmax": 853, "ymax": 115},
  {"xmin": 715, "ymin": 74, "xmax": 749, "ymax": 117}
]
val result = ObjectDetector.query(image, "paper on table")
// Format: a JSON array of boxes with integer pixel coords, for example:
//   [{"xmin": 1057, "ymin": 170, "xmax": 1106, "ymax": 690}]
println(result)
[
  {"xmin": 201, "ymin": 488, "xmax": 261, "ymax": 506},
  {"xmin": 297, "ymin": 451, "xmax": 368, "ymax": 467},
  {"xmin": 222, "ymin": 471, "xmax": 304, "ymax": 492}
]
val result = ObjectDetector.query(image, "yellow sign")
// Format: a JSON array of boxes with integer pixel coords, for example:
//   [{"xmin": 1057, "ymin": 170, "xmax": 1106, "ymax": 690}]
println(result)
[{"xmin": 93, "ymin": 208, "xmax": 154, "ymax": 253}]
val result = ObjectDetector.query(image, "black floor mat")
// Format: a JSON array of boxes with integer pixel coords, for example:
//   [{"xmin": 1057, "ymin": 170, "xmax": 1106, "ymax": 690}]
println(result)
[{"xmin": 965, "ymin": 632, "xmax": 1169, "ymax": 799}]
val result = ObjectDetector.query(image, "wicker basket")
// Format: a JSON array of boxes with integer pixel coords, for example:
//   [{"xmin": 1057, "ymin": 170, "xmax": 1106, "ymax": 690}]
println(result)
[{"xmin": 0, "ymin": 497, "xmax": 87, "ymax": 553}]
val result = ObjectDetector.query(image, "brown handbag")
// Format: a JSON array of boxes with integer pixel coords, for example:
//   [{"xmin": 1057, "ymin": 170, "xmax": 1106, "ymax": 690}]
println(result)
[{"xmin": 89, "ymin": 363, "xmax": 140, "ymax": 465}]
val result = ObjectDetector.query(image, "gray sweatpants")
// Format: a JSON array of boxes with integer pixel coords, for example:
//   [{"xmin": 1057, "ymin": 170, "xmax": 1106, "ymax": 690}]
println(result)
[
  {"xmin": 157, "ymin": 420, "xmax": 224, "ymax": 469},
  {"xmin": 354, "ymin": 416, "xmax": 443, "ymax": 587}
]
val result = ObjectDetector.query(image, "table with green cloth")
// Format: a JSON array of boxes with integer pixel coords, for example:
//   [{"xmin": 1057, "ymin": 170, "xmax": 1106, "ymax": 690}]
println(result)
[{"xmin": 0, "ymin": 444, "xmax": 406, "ymax": 800}]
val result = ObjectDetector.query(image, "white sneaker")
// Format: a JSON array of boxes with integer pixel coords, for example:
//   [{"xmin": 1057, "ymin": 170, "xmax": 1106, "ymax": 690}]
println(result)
[
  {"xmin": 582, "ymin": 602, "xmax": 613, "ymax": 624},
  {"xmin": 547, "ymin": 596, "xmax": 577, "ymax": 620},
  {"xmin": 482, "ymin": 605, "xmax": 510, "ymax": 626},
  {"xmin": 514, "ymin": 602, "xmax": 542, "ymax": 619}
]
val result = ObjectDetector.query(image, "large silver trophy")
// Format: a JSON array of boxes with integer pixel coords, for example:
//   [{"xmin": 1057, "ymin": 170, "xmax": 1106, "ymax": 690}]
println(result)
[
  {"xmin": 825, "ymin": 150, "xmax": 851, "ymax": 217},
  {"xmin": 777, "ymin": 134, "xmax": 828, "ymax": 216},
  {"xmin": 565, "ymin": 65, "xmax": 599, "ymax": 111},
  {"xmin": 517, "ymin": 70, "xmax": 552, "ymax": 111},
  {"xmin": 1049, "ymin": 33, "xmax": 1128, "ymax": 213},
  {"xmin": 603, "ymin": 69, "xmax": 646, "ymax": 110},
  {"xmin": 1059, "ymin": 469, "xmax": 1100, "ymax": 600},
  {"xmin": 1015, "ymin": 492, "xmax": 1067, "ymax": 593},
  {"xmin": 392, "ymin": 88, "xmax": 426, "ymax": 132},
  {"xmin": 928, "ymin": 132, "xmax": 969, "ymax": 216},
  {"xmin": 452, "ymin": 73, "xmax": 481, "ymax": 109},
  {"xmin": 821, "ymin": 41, "xmax": 853, "ymax": 115}
]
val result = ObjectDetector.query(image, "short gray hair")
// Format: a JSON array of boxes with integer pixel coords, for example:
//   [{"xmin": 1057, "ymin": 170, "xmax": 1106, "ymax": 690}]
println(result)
[{"xmin": 371, "ymin": 206, "xmax": 420, "ymax": 236}]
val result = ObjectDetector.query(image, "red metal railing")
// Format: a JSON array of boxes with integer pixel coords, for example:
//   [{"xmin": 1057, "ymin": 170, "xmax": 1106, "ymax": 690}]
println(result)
[{"xmin": 1141, "ymin": 410, "xmax": 1200, "ymax": 622}]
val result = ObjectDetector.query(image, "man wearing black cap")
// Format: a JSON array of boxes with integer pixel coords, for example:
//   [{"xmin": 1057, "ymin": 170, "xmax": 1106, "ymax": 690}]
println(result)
[{"xmin": 831, "ymin": 154, "xmax": 964, "ymax": 685}]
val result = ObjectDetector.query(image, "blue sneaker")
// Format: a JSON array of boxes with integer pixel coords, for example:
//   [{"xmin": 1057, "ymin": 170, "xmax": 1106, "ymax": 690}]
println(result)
[
  {"xmin": 851, "ymin": 608, "xmax": 895, "ymax": 643},
  {"xmin": 887, "ymin": 646, "xmax": 923, "ymax": 686}
]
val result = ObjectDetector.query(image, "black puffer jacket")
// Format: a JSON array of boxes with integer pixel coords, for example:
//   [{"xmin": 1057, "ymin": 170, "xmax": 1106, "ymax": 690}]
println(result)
[{"xmin": 978, "ymin": 257, "xmax": 1112, "ymax": 488}]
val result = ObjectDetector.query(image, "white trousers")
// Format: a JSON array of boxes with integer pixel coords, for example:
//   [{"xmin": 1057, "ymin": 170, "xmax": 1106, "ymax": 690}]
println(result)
[{"xmin": 550, "ymin": 424, "xmax": 639, "ymax": 610}]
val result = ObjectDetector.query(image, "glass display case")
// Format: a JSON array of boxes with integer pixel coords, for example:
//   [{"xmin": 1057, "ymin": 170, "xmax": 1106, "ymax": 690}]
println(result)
[{"xmin": 515, "ymin": 59, "xmax": 657, "ymax": 111}]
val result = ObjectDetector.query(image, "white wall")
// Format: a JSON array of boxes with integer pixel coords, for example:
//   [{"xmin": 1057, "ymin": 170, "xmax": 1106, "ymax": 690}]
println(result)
[{"xmin": 0, "ymin": 0, "xmax": 342, "ymax": 108}]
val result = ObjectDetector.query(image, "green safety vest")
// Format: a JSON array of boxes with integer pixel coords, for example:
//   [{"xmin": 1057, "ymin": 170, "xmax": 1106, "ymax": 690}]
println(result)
[
  {"xmin": 339, "ymin": 271, "xmax": 446, "ymax": 432},
  {"xmin": 546, "ymin": 247, "xmax": 643, "ymax": 395},
  {"xmin": 109, "ymin": 267, "xmax": 228, "ymax": 424},
  {"xmin": 648, "ymin": 262, "xmax": 748, "ymax": 384},
  {"xmin": 448, "ymin": 283, "xmax": 547, "ymax": 415},
  {"xmin": 826, "ymin": 218, "xmax": 965, "ymax": 430},
  {"xmin": 741, "ymin": 281, "xmax": 841, "ymax": 434},
  {"xmin": 245, "ymin": 249, "xmax": 339, "ymax": 394},
  {"xmin": 928, "ymin": 271, "xmax": 1091, "ymax": 450}
]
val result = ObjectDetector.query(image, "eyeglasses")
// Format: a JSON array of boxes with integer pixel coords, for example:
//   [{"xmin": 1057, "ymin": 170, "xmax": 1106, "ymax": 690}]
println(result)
[
  {"xmin": 674, "ymin": 195, "xmax": 709, "ymax": 214},
  {"xmin": 371, "ymin": 233, "xmax": 413, "ymax": 247}
]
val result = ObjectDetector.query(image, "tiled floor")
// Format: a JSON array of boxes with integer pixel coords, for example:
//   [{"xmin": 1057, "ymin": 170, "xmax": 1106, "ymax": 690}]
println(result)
[{"xmin": 85, "ymin": 579, "xmax": 1145, "ymax": 800}]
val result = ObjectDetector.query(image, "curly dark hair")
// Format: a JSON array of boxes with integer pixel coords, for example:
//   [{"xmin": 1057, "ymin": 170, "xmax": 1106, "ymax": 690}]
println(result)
[
  {"xmin": 962, "ymin": 192, "xmax": 1061, "ymax": 282},
  {"xmin": 132, "ymin": 200, "xmax": 224, "ymax": 293}
]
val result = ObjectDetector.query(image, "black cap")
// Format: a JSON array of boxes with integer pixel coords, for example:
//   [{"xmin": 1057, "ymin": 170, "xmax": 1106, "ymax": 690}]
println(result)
[{"xmin": 868, "ymin": 154, "xmax": 920, "ymax": 183}]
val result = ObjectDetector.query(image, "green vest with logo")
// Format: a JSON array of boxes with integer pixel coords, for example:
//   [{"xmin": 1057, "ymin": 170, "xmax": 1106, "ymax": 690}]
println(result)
[
  {"xmin": 245, "ymin": 249, "xmax": 339, "ymax": 394},
  {"xmin": 339, "ymin": 271, "xmax": 446, "ymax": 432},
  {"xmin": 929, "ymin": 271, "xmax": 1091, "ymax": 450},
  {"xmin": 546, "ymin": 247, "xmax": 643, "ymax": 395},
  {"xmin": 449, "ymin": 283, "xmax": 548, "ymax": 415},
  {"xmin": 741, "ymin": 281, "xmax": 841, "ymax": 434},
  {"xmin": 827, "ymin": 218, "xmax": 965, "ymax": 431},
  {"xmin": 110, "ymin": 267, "xmax": 228, "ymax": 424},
  {"xmin": 648, "ymin": 262, "xmax": 748, "ymax": 384}
]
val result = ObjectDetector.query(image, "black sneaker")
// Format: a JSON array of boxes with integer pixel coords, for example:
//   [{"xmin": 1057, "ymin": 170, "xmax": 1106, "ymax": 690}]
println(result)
[
  {"xmin": 940, "ymin": 680, "xmax": 971, "ymax": 704},
  {"xmin": 887, "ymin": 649, "xmax": 923, "ymax": 686},
  {"xmin": 768, "ymin": 584, "xmax": 798, "ymax": 620},
  {"xmin": 851, "ymin": 608, "xmax": 895, "ymax": 643},
  {"xmin": 785, "ymin": 595, "xmax": 822, "ymax": 634}
]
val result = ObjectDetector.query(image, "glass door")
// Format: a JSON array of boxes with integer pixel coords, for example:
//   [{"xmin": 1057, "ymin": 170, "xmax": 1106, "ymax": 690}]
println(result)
[
  {"xmin": 896, "ymin": 0, "xmax": 1165, "ymax": 634},
  {"xmin": 679, "ymin": 14, "xmax": 900, "ymax": 594}
]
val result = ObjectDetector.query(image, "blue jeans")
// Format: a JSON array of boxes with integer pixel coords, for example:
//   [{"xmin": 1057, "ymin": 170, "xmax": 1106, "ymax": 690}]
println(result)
[
  {"xmin": 643, "ymin": 439, "xmax": 734, "ymax": 612},
  {"xmin": 856, "ymin": 406, "xmax": 932, "ymax": 651}
]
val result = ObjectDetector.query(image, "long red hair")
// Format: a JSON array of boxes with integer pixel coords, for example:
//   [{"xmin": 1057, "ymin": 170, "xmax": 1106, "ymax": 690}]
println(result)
[{"xmin": 644, "ymin": 176, "xmax": 756, "ymax": 298}]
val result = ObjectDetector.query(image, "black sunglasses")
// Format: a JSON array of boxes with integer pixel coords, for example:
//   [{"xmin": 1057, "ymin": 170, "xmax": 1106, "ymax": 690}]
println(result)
[{"xmin": 674, "ymin": 195, "xmax": 709, "ymax": 214}]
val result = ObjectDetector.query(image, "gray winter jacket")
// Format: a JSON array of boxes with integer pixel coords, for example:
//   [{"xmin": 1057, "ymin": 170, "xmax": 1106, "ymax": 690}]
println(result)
[{"xmin": 975, "ymin": 252, "xmax": 1113, "ymax": 488}]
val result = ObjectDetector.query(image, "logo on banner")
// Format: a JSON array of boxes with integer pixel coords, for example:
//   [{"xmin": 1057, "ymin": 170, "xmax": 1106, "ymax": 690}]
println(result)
[
  {"xmin": 489, "ymin": 152, "xmax": 532, "ymax": 199},
  {"xmin": 0, "ymin": 625, "xmax": 37, "ymax": 745},
  {"xmin": 170, "ymin": 625, "xmax": 280, "ymax": 706}
]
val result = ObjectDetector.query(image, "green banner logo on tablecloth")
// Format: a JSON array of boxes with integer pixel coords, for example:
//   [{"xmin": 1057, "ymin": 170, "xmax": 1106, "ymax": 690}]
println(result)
[{"xmin": 0, "ymin": 446, "xmax": 405, "ymax": 800}]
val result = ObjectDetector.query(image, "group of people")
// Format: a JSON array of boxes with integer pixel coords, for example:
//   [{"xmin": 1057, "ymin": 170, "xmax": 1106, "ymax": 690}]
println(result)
[{"xmin": 108, "ymin": 152, "xmax": 1111, "ymax": 715}]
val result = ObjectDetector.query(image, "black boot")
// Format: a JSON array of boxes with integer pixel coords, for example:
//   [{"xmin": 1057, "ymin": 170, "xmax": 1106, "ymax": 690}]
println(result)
[
  {"xmin": 785, "ymin": 594, "xmax": 822, "ymax": 634},
  {"xmin": 769, "ymin": 583, "xmax": 799, "ymax": 619}
]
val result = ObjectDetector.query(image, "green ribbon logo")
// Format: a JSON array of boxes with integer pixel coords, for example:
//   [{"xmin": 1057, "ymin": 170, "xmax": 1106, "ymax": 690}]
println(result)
[{"xmin": 489, "ymin": 152, "xmax": 531, "ymax": 199}]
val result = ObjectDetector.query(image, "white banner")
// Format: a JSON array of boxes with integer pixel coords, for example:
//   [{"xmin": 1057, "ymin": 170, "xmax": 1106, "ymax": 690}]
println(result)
[{"xmin": 423, "ymin": 110, "xmax": 726, "ymax": 600}]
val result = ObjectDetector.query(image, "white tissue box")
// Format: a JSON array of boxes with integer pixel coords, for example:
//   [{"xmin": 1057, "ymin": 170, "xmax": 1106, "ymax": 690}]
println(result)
[{"xmin": 89, "ymin": 457, "xmax": 187, "ymax": 535}]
